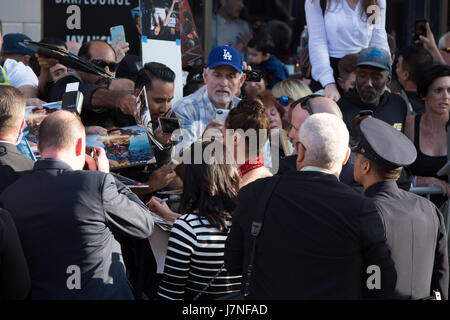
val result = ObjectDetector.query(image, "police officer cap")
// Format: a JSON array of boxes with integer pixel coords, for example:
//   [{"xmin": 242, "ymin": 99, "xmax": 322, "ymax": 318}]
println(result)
[{"xmin": 353, "ymin": 117, "xmax": 417, "ymax": 169}]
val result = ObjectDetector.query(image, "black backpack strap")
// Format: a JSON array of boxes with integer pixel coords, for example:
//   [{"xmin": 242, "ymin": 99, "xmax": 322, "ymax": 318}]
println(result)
[{"xmin": 244, "ymin": 175, "xmax": 282, "ymax": 297}]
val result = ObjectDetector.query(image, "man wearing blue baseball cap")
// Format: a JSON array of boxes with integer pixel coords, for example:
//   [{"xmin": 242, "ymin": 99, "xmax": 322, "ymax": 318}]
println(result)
[
  {"xmin": 0, "ymin": 32, "xmax": 39, "ymax": 100},
  {"xmin": 173, "ymin": 45, "xmax": 246, "ymax": 151},
  {"xmin": 337, "ymin": 47, "xmax": 409, "ymax": 141}
]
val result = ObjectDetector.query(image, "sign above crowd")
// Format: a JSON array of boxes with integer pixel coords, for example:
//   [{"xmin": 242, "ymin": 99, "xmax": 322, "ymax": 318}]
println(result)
[{"xmin": 42, "ymin": 0, "xmax": 141, "ymax": 55}]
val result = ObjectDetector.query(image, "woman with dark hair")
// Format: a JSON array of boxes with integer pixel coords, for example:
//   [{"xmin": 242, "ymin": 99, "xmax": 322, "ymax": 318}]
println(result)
[
  {"xmin": 404, "ymin": 64, "xmax": 450, "ymax": 199},
  {"xmin": 222, "ymin": 97, "xmax": 273, "ymax": 188},
  {"xmin": 147, "ymin": 140, "xmax": 242, "ymax": 300}
]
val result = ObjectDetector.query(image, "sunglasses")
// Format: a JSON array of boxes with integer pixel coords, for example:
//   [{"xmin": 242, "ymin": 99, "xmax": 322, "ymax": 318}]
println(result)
[
  {"xmin": 290, "ymin": 94, "xmax": 324, "ymax": 115},
  {"xmin": 277, "ymin": 96, "xmax": 291, "ymax": 107},
  {"xmin": 90, "ymin": 59, "xmax": 119, "ymax": 73}
]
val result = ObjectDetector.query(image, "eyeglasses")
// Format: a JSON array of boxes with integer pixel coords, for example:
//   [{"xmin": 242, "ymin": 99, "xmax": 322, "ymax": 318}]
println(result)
[
  {"xmin": 290, "ymin": 94, "xmax": 324, "ymax": 115},
  {"xmin": 90, "ymin": 59, "xmax": 119, "ymax": 73},
  {"xmin": 276, "ymin": 96, "xmax": 291, "ymax": 107},
  {"xmin": 351, "ymin": 143, "xmax": 365, "ymax": 154}
]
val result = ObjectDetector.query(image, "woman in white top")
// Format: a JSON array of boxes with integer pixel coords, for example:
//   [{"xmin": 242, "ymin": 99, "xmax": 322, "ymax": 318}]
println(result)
[{"xmin": 305, "ymin": 0, "xmax": 389, "ymax": 101}]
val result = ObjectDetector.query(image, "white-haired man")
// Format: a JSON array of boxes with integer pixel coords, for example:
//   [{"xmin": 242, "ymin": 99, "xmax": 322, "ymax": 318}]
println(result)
[
  {"xmin": 225, "ymin": 113, "xmax": 396, "ymax": 299},
  {"xmin": 173, "ymin": 45, "xmax": 244, "ymax": 152}
]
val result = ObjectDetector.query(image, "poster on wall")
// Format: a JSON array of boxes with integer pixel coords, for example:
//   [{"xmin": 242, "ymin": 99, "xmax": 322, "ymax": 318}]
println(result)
[
  {"xmin": 42, "ymin": 0, "xmax": 141, "ymax": 55},
  {"xmin": 179, "ymin": 0, "xmax": 203, "ymax": 67},
  {"xmin": 140, "ymin": 0, "xmax": 183, "ymax": 103},
  {"xmin": 140, "ymin": 0, "xmax": 180, "ymax": 41}
]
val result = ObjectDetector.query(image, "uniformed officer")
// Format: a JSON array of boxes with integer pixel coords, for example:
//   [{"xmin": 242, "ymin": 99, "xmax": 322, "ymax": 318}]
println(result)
[{"xmin": 353, "ymin": 117, "xmax": 449, "ymax": 300}]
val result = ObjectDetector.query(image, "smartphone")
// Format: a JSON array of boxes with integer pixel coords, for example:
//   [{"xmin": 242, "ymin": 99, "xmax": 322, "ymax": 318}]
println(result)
[
  {"xmin": 110, "ymin": 25, "xmax": 126, "ymax": 45},
  {"xmin": 358, "ymin": 110, "xmax": 374, "ymax": 117},
  {"xmin": 244, "ymin": 70, "xmax": 262, "ymax": 82},
  {"xmin": 158, "ymin": 117, "xmax": 182, "ymax": 134},
  {"xmin": 85, "ymin": 146, "xmax": 96, "ymax": 158},
  {"xmin": 215, "ymin": 109, "xmax": 229, "ymax": 123},
  {"xmin": 414, "ymin": 19, "xmax": 427, "ymax": 41},
  {"xmin": 167, "ymin": 158, "xmax": 180, "ymax": 170}
]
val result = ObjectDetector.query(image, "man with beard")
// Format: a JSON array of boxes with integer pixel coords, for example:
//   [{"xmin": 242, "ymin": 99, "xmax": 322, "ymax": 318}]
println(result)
[
  {"xmin": 173, "ymin": 46, "xmax": 245, "ymax": 152},
  {"xmin": 338, "ymin": 47, "xmax": 409, "ymax": 141}
]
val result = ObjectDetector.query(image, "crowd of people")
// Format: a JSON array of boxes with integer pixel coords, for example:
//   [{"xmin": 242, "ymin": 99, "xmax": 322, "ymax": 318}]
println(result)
[{"xmin": 0, "ymin": 0, "xmax": 450, "ymax": 301}]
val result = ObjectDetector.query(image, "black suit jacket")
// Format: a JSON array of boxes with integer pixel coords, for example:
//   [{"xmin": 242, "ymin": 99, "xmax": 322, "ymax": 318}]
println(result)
[
  {"xmin": 0, "ymin": 142, "xmax": 34, "ymax": 194},
  {"xmin": 0, "ymin": 209, "xmax": 31, "ymax": 299},
  {"xmin": 0, "ymin": 159, "xmax": 154, "ymax": 300},
  {"xmin": 365, "ymin": 181, "xmax": 449, "ymax": 300},
  {"xmin": 225, "ymin": 171, "xmax": 397, "ymax": 299}
]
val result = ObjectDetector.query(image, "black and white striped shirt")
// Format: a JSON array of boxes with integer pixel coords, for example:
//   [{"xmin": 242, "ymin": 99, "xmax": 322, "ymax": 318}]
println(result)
[{"xmin": 157, "ymin": 213, "xmax": 242, "ymax": 300}]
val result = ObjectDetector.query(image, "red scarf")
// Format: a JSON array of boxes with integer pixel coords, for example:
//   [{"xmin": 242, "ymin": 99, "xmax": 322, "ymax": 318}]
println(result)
[{"xmin": 239, "ymin": 156, "xmax": 264, "ymax": 179}]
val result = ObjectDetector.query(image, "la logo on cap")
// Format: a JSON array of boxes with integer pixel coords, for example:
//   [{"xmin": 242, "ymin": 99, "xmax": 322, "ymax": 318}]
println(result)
[{"xmin": 223, "ymin": 49, "xmax": 233, "ymax": 61}]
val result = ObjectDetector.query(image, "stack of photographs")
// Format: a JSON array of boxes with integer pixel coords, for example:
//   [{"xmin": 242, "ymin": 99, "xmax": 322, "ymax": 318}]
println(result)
[
  {"xmin": 135, "ymin": 86, "xmax": 164, "ymax": 150},
  {"xmin": 86, "ymin": 126, "xmax": 156, "ymax": 170}
]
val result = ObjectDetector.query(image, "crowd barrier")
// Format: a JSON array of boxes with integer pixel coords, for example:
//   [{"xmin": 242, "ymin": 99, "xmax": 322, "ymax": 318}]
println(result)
[{"xmin": 410, "ymin": 186, "xmax": 450, "ymax": 232}]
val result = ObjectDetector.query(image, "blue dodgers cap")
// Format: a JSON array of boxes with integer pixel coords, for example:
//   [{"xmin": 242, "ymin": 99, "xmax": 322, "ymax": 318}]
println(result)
[
  {"xmin": 206, "ymin": 46, "xmax": 243, "ymax": 73},
  {"xmin": 356, "ymin": 47, "xmax": 392, "ymax": 73},
  {"xmin": 353, "ymin": 117, "xmax": 417, "ymax": 169},
  {"xmin": 2, "ymin": 33, "xmax": 34, "ymax": 56}
]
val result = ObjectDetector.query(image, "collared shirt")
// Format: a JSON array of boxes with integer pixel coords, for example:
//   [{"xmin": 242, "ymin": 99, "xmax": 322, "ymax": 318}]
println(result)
[
  {"xmin": 210, "ymin": 14, "xmax": 250, "ymax": 51},
  {"xmin": 172, "ymin": 88, "xmax": 240, "ymax": 152},
  {"xmin": 173, "ymin": 88, "xmax": 273, "ymax": 168},
  {"xmin": 301, "ymin": 165, "xmax": 336, "ymax": 176}
]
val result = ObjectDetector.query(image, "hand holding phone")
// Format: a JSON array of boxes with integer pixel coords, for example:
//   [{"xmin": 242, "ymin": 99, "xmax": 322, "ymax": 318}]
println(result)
[
  {"xmin": 414, "ymin": 19, "xmax": 427, "ymax": 42},
  {"xmin": 352, "ymin": 110, "xmax": 373, "ymax": 138},
  {"xmin": 110, "ymin": 25, "xmax": 126, "ymax": 45},
  {"xmin": 85, "ymin": 147, "xmax": 110, "ymax": 173},
  {"xmin": 358, "ymin": 110, "xmax": 374, "ymax": 117},
  {"xmin": 158, "ymin": 117, "xmax": 182, "ymax": 134}
]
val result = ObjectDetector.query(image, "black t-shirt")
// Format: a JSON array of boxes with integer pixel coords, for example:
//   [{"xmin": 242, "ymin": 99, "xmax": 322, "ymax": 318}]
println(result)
[
  {"xmin": 405, "ymin": 90, "xmax": 425, "ymax": 115},
  {"xmin": 338, "ymin": 88, "xmax": 409, "ymax": 135}
]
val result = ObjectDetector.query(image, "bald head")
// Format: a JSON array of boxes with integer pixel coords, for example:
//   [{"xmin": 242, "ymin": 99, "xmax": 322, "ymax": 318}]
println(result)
[
  {"xmin": 288, "ymin": 96, "xmax": 344, "ymax": 150},
  {"xmin": 38, "ymin": 110, "xmax": 85, "ymax": 154},
  {"xmin": 309, "ymin": 97, "xmax": 343, "ymax": 119}
]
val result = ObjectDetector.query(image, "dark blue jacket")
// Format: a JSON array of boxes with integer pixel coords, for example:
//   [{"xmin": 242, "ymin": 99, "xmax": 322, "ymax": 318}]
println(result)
[{"xmin": 261, "ymin": 55, "xmax": 289, "ymax": 89}]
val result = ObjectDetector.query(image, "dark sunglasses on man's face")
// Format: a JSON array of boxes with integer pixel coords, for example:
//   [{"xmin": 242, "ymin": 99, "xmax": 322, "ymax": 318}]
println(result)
[
  {"xmin": 90, "ymin": 59, "xmax": 119, "ymax": 73},
  {"xmin": 290, "ymin": 94, "xmax": 324, "ymax": 115}
]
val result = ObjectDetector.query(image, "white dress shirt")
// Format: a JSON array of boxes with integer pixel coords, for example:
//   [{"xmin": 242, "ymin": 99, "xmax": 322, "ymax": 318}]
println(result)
[{"xmin": 305, "ymin": 0, "xmax": 389, "ymax": 87}]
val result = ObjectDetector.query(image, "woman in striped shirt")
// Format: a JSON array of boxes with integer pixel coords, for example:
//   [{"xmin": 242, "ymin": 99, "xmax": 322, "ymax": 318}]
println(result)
[{"xmin": 148, "ymin": 140, "xmax": 242, "ymax": 300}]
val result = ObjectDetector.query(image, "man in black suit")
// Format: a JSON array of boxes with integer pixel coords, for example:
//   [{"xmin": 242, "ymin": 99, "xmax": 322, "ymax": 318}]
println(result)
[
  {"xmin": 0, "ymin": 110, "xmax": 154, "ymax": 299},
  {"xmin": 225, "ymin": 113, "xmax": 396, "ymax": 299},
  {"xmin": 353, "ymin": 117, "xmax": 449, "ymax": 299},
  {"xmin": 0, "ymin": 85, "xmax": 34, "ymax": 194}
]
